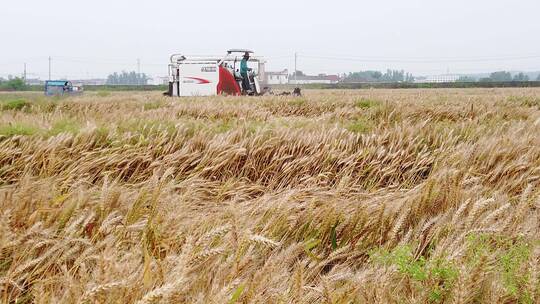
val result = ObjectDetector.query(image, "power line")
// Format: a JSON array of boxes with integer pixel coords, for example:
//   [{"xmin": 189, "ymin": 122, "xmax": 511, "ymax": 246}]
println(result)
[
  {"xmin": 299, "ymin": 54, "xmax": 540, "ymax": 64},
  {"xmin": 1, "ymin": 52, "xmax": 540, "ymax": 67},
  {"xmin": 1, "ymin": 53, "xmax": 539, "ymax": 80},
  {"xmin": 47, "ymin": 56, "xmax": 165, "ymax": 66}
]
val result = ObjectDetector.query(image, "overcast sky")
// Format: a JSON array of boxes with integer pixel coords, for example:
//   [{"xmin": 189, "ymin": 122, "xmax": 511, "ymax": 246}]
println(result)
[{"xmin": 1, "ymin": 0, "xmax": 539, "ymax": 80}]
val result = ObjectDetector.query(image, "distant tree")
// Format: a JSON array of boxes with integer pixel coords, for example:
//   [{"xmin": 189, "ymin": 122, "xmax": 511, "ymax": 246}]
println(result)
[
  {"xmin": 405, "ymin": 73, "xmax": 415, "ymax": 82},
  {"xmin": 343, "ymin": 70, "xmax": 414, "ymax": 83},
  {"xmin": 292, "ymin": 70, "xmax": 305, "ymax": 77},
  {"xmin": 512, "ymin": 73, "xmax": 529, "ymax": 81},
  {"xmin": 343, "ymin": 71, "xmax": 383, "ymax": 82},
  {"xmin": 0, "ymin": 77, "xmax": 26, "ymax": 91},
  {"xmin": 478, "ymin": 77, "xmax": 492, "ymax": 82},
  {"xmin": 381, "ymin": 69, "xmax": 406, "ymax": 82},
  {"xmin": 489, "ymin": 71, "xmax": 512, "ymax": 82},
  {"xmin": 457, "ymin": 76, "xmax": 476, "ymax": 82},
  {"xmin": 369, "ymin": 71, "xmax": 383, "ymax": 80},
  {"xmin": 106, "ymin": 71, "xmax": 149, "ymax": 85}
]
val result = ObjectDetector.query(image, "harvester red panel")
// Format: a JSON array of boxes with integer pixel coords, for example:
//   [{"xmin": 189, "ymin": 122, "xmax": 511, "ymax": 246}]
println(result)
[{"xmin": 217, "ymin": 66, "xmax": 241, "ymax": 96}]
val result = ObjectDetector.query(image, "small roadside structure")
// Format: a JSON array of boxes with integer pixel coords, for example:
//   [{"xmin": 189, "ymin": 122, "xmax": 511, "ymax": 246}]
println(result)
[{"xmin": 44, "ymin": 80, "xmax": 83, "ymax": 96}]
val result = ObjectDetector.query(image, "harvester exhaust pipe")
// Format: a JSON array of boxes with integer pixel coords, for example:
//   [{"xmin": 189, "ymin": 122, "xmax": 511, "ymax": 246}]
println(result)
[{"xmin": 170, "ymin": 54, "xmax": 186, "ymax": 63}]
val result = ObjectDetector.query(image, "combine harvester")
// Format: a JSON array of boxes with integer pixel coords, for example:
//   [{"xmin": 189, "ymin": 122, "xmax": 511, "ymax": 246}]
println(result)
[{"xmin": 166, "ymin": 49, "xmax": 267, "ymax": 97}]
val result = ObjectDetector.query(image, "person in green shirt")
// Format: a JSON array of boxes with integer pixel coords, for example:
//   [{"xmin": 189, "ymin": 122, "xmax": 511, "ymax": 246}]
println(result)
[{"xmin": 240, "ymin": 52, "xmax": 251, "ymax": 92}]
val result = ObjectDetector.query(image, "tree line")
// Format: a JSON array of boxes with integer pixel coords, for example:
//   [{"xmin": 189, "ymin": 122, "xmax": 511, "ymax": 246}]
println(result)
[
  {"xmin": 291, "ymin": 70, "xmax": 415, "ymax": 83},
  {"xmin": 0, "ymin": 77, "xmax": 27, "ymax": 91},
  {"xmin": 314, "ymin": 70, "xmax": 540, "ymax": 83},
  {"xmin": 459, "ymin": 71, "xmax": 540, "ymax": 82},
  {"xmin": 341, "ymin": 70, "xmax": 415, "ymax": 83},
  {"xmin": 106, "ymin": 71, "xmax": 149, "ymax": 85}
]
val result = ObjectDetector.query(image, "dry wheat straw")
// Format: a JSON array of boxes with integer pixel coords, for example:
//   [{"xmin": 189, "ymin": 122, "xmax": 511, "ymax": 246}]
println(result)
[{"xmin": 1, "ymin": 89, "xmax": 539, "ymax": 303}]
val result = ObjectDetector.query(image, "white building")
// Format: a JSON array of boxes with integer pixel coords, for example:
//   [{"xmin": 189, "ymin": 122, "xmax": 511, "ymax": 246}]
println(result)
[
  {"xmin": 151, "ymin": 76, "xmax": 169, "ymax": 85},
  {"xmin": 289, "ymin": 74, "xmax": 340, "ymax": 85},
  {"xmin": 266, "ymin": 69, "xmax": 289, "ymax": 85},
  {"xmin": 416, "ymin": 74, "xmax": 461, "ymax": 83}
]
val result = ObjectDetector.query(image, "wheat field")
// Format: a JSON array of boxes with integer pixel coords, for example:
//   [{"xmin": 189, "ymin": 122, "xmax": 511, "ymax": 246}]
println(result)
[{"xmin": 0, "ymin": 88, "xmax": 539, "ymax": 303}]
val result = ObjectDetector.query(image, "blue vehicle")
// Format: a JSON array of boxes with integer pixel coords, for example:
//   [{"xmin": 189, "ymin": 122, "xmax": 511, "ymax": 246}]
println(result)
[{"xmin": 44, "ymin": 80, "xmax": 83, "ymax": 96}]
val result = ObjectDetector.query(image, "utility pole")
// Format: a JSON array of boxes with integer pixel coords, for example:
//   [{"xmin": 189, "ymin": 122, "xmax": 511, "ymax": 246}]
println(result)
[
  {"xmin": 48, "ymin": 56, "xmax": 52, "ymax": 80},
  {"xmin": 23, "ymin": 63, "xmax": 27, "ymax": 84},
  {"xmin": 294, "ymin": 52, "xmax": 298, "ymax": 84}
]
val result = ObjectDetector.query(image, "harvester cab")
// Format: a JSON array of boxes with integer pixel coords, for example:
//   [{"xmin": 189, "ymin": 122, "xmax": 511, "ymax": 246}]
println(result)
[
  {"xmin": 166, "ymin": 49, "xmax": 266, "ymax": 97},
  {"xmin": 222, "ymin": 49, "xmax": 261, "ymax": 95}
]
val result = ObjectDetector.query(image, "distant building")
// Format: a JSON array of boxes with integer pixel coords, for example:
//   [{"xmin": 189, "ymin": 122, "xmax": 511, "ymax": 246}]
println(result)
[
  {"xmin": 266, "ymin": 69, "xmax": 289, "ymax": 85},
  {"xmin": 25, "ymin": 78, "xmax": 44, "ymax": 85},
  {"xmin": 289, "ymin": 74, "xmax": 340, "ymax": 85},
  {"xmin": 416, "ymin": 74, "xmax": 460, "ymax": 83},
  {"xmin": 152, "ymin": 76, "xmax": 169, "ymax": 85},
  {"xmin": 71, "ymin": 79, "xmax": 107, "ymax": 85}
]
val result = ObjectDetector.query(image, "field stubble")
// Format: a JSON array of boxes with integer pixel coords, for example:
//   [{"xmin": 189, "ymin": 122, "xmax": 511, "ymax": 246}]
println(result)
[{"xmin": 0, "ymin": 88, "xmax": 539, "ymax": 303}]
